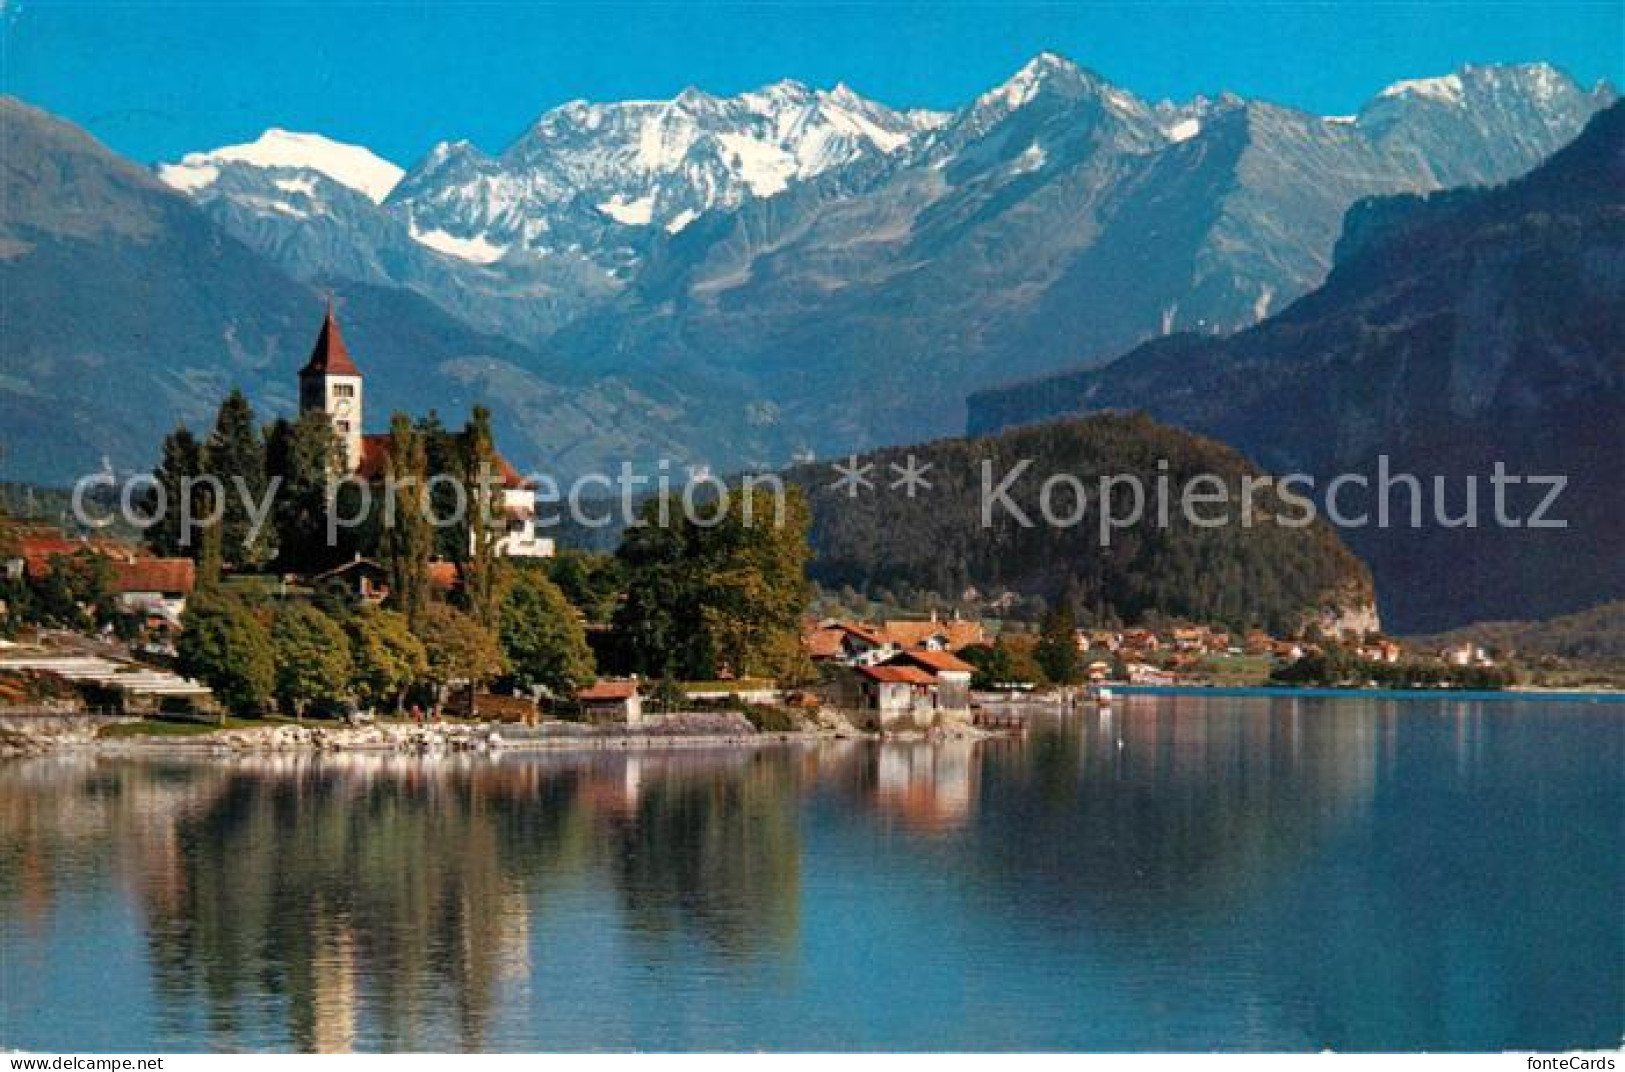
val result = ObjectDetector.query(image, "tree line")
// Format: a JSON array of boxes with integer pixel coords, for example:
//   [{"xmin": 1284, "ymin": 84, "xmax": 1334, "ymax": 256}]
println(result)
[{"xmin": 174, "ymin": 567, "xmax": 594, "ymax": 717}]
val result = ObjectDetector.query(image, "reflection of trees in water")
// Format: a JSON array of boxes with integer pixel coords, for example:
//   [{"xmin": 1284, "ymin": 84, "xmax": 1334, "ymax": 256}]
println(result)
[
  {"xmin": 0, "ymin": 749, "xmax": 805, "ymax": 1052},
  {"xmin": 960, "ymin": 700, "xmax": 1382, "ymax": 921},
  {"xmin": 0, "ymin": 756, "xmax": 229, "ymax": 932},
  {"xmin": 598, "ymin": 751, "xmax": 802, "ymax": 958},
  {"xmin": 142, "ymin": 756, "xmax": 572, "ymax": 1051}
]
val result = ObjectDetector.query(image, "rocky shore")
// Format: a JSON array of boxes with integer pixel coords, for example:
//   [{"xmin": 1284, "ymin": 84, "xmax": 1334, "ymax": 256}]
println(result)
[{"xmin": 5, "ymin": 708, "xmax": 998, "ymax": 758}]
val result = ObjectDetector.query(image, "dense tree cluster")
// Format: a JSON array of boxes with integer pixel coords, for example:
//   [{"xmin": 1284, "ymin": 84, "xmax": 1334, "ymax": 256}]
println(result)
[
  {"xmin": 613, "ymin": 485, "xmax": 812, "ymax": 682},
  {"xmin": 788, "ymin": 414, "xmax": 1373, "ymax": 635},
  {"xmin": 171, "ymin": 587, "xmax": 590, "ymax": 718},
  {"xmin": 1271, "ymin": 647, "xmax": 1516, "ymax": 690}
]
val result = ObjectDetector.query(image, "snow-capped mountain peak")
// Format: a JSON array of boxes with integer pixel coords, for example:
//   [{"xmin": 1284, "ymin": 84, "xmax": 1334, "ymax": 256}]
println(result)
[
  {"xmin": 389, "ymin": 77, "xmax": 935, "ymax": 250},
  {"xmin": 975, "ymin": 52, "xmax": 1088, "ymax": 113},
  {"xmin": 1377, "ymin": 73, "xmax": 1467, "ymax": 105},
  {"xmin": 157, "ymin": 129, "xmax": 404, "ymax": 203}
]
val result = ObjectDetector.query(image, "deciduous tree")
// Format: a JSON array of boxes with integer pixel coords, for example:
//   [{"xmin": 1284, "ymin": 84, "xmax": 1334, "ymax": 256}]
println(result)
[
  {"xmin": 270, "ymin": 603, "xmax": 353, "ymax": 718},
  {"xmin": 177, "ymin": 592, "xmax": 275, "ymax": 718},
  {"xmin": 346, "ymin": 606, "xmax": 428, "ymax": 711},
  {"xmin": 501, "ymin": 567, "xmax": 594, "ymax": 697},
  {"xmin": 421, "ymin": 603, "xmax": 506, "ymax": 705},
  {"xmin": 614, "ymin": 484, "xmax": 810, "ymax": 681}
]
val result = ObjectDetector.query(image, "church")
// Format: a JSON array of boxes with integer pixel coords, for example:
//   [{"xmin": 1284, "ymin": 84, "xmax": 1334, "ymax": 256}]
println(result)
[{"xmin": 298, "ymin": 304, "xmax": 554, "ymax": 559}]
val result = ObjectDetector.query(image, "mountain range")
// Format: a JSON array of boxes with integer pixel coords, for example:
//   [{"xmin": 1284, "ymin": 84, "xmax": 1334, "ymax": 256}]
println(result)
[
  {"xmin": 967, "ymin": 101, "xmax": 1625, "ymax": 631},
  {"xmin": 141, "ymin": 54, "xmax": 1612, "ymax": 470},
  {"xmin": 0, "ymin": 97, "xmax": 708, "ymax": 484}
]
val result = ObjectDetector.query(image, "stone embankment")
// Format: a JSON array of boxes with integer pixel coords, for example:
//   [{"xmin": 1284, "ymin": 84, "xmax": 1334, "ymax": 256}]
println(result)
[{"xmin": 3, "ymin": 707, "xmax": 999, "ymax": 758}]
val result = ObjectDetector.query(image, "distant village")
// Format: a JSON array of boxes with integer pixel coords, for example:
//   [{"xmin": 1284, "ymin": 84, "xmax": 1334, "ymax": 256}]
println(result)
[{"xmin": 0, "ymin": 307, "xmax": 1521, "ymax": 746}]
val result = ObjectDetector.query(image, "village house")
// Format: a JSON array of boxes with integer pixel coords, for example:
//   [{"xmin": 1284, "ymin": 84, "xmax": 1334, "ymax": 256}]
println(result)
[
  {"xmin": 803, "ymin": 621, "xmax": 895, "ymax": 666},
  {"xmin": 845, "ymin": 664, "xmax": 940, "ymax": 730},
  {"xmin": 1360, "ymin": 638, "xmax": 1404, "ymax": 664},
  {"xmin": 825, "ymin": 645, "xmax": 976, "ymax": 731},
  {"xmin": 310, "ymin": 556, "xmax": 392, "ymax": 605},
  {"xmin": 1121, "ymin": 628, "xmax": 1160, "ymax": 653},
  {"xmin": 1080, "ymin": 629, "xmax": 1122, "ymax": 652},
  {"xmin": 1125, "ymin": 662, "xmax": 1178, "ymax": 686},
  {"xmin": 879, "ymin": 613, "xmax": 986, "ymax": 652},
  {"xmin": 1243, "ymin": 630, "xmax": 1274, "ymax": 656},
  {"xmin": 1273, "ymin": 640, "xmax": 1308, "ymax": 662},
  {"xmin": 107, "ymin": 557, "xmax": 196, "ymax": 626},
  {"xmin": 1441, "ymin": 642, "xmax": 1494, "ymax": 668},
  {"xmin": 10, "ymin": 528, "xmax": 196, "ymax": 626},
  {"xmin": 577, "ymin": 679, "xmax": 643, "ymax": 724},
  {"xmin": 300, "ymin": 305, "xmax": 555, "ymax": 560},
  {"xmin": 1170, "ymin": 626, "xmax": 1210, "ymax": 652},
  {"xmin": 803, "ymin": 613, "xmax": 986, "ymax": 669},
  {"xmin": 883, "ymin": 649, "xmax": 975, "ymax": 719}
]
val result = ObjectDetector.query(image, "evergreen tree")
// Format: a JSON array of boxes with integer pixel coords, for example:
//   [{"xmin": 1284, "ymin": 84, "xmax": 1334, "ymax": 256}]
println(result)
[
  {"xmin": 266, "ymin": 413, "xmax": 344, "ymax": 573},
  {"xmin": 270, "ymin": 603, "xmax": 353, "ymax": 719},
  {"xmin": 145, "ymin": 425, "xmax": 205, "ymax": 558},
  {"xmin": 378, "ymin": 414, "xmax": 433, "ymax": 628},
  {"xmin": 177, "ymin": 592, "xmax": 275, "ymax": 718},
  {"xmin": 195, "ymin": 493, "xmax": 224, "ymax": 592},
  {"xmin": 203, "ymin": 389, "xmax": 268, "ymax": 568},
  {"xmin": 1036, "ymin": 603, "xmax": 1081, "ymax": 685},
  {"xmin": 500, "ymin": 567, "xmax": 595, "ymax": 697},
  {"xmin": 347, "ymin": 606, "xmax": 428, "ymax": 712},
  {"xmin": 416, "ymin": 411, "xmax": 465, "ymax": 562}
]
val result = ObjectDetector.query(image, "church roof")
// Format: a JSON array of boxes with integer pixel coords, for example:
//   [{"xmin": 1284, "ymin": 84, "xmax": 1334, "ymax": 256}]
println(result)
[
  {"xmin": 299, "ymin": 304, "xmax": 361, "ymax": 378},
  {"xmin": 355, "ymin": 433, "xmax": 535, "ymax": 490}
]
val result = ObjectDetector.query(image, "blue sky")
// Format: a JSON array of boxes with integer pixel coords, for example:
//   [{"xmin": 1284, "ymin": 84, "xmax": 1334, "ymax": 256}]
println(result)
[{"xmin": 4, "ymin": 2, "xmax": 1621, "ymax": 166}]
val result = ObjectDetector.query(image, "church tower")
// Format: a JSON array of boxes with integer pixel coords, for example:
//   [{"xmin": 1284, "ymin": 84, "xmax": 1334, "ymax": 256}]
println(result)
[{"xmin": 298, "ymin": 301, "xmax": 364, "ymax": 472}]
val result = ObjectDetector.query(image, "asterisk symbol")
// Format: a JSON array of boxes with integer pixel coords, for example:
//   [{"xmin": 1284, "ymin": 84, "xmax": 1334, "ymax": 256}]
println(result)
[
  {"xmin": 889, "ymin": 454, "xmax": 933, "ymax": 497},
  {"xmin": 829, "ymin": 455, "xmax": 875, "ymax": 498}
]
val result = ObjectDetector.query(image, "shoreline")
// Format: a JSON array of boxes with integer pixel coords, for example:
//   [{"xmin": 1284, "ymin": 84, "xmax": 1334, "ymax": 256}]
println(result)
[
  {"xmin": 2, "ymin": 711, "xmax": 1004, "ymax": 760},
  {"xmin": 1097, "ymin": 684, "xmax": 1625, "ymax": 703},
  {"xmin": 5, "ymin": 685, "xmax": 1621, "ymax": 760}
]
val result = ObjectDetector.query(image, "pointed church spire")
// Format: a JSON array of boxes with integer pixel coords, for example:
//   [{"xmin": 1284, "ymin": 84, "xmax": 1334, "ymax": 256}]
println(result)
[{"xmin": 300, "ymin": 298, "xmax": 361, "ymax": 377}]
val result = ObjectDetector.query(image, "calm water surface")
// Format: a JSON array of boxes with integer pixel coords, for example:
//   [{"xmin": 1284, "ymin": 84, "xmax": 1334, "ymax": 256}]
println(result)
[{"xmin": 1, "ymin": 696, "xmax": 1620, "ymax": 1052}]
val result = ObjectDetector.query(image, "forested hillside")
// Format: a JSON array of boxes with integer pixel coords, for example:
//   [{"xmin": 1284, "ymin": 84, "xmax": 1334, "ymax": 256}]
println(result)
[{"xmin": 786, "ymin": 414, "xmax": 1375, "ymax": 634}]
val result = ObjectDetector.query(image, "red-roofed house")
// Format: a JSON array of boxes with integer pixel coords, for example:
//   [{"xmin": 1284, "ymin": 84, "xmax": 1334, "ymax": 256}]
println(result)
[
  {"xmin": 577, "ymin": 679, "xmax": 643, "ymax": 724},
  {"xmin": 826, "ymin": 653, "xmax": 976, "ymax": 731},
  {"xmin": 851, "ymin": 663, "xmax": 938, "ymax": 729},
  {"xmin": 802, "ymin": 620, "xmax": 895, "ymax": 666},
  {"xmin": 310, "ymin": 556, "xmax": 390, "ymax": 605},
  {"xmin": 880, "ymin": 615, "xmax": 986, "ymax": 652},
  {"xmin": 882, "ymin": 649, "xmax": 974, "ymax": 718},
  {"xmin": 108, "ymin": 557, "xmax": 196, "ymax": 624}
]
